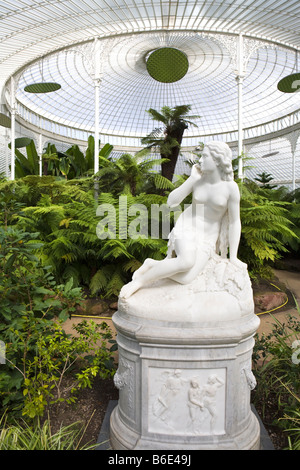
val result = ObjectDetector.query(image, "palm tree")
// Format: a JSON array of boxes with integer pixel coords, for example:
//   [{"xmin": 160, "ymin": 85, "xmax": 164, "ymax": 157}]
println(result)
[{"xmin": 141, "ymin": 105, "xmax": 200, "ymax": 181}]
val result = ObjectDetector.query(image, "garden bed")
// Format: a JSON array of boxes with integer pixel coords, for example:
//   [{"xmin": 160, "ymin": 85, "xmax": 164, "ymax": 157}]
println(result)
[{"xmin": 44, "ymin": 375, "xmax": 119, "ymax": 449}]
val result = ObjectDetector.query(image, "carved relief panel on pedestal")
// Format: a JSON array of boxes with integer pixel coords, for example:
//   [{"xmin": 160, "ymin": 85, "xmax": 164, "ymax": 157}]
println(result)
[{"xmin": 148, "ymin": 367, "xmax": 226, "ymax": 436}]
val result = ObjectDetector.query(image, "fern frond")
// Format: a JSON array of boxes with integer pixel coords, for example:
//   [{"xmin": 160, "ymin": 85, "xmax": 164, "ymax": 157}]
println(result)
[
  {"xmin": 90, "ymin": 269, "xmax": 109, "ymax": 295},
  {"xmin": 123, "ymin": 258, "xmax": 142, "ymax": 273},
  {"xmin": 62, "ymin": 265, "xmax": 81, "ymax": 287},
  {"xmin": 99, "ymin": 239, "xmax": 133, "ymax": 260},
  {"xmin": 153, "ymin": 174, "xmax": 175, "ymax": 190},
  {"xmin": 106, "ymin": 268, "xmax": 125, "ymax": 297}
]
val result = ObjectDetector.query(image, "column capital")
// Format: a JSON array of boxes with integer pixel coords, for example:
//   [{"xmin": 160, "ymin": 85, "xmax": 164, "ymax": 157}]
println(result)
[
  {"xmin": 93, "ymin": 77, "xmax": 102, "ymax": 86},
  {"xmin": 235, "ymin": 74, "xmax": 245, "ymax": 83}
]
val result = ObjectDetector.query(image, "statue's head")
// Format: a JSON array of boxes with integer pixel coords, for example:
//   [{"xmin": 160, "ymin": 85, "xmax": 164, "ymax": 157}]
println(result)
[{"xmin": 205, "ymin": 141, "xmax": 234, "ymax": 181}]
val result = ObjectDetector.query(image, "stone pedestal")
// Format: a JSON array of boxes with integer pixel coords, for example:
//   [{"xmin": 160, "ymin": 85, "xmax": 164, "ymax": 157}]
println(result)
[{"xmin": 110, "ymin": 260, "xmax": 261, "ymax": 450}]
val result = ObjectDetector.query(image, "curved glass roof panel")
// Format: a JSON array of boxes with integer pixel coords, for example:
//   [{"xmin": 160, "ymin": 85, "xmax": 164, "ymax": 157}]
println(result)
[
  {"xmin": 15, "ymin": 32, "xmax": 300, "ymax": 145},
  {"xmin": 1, "ymin": 1, "xmax": 300, "ymax": 187},
  {"xmin": 2, "ymin": 1, "xmax": 300, "ymax": 86},
  {"xmin": 246, "ymin": 138, "xmax": 300, "ymax": 188}
]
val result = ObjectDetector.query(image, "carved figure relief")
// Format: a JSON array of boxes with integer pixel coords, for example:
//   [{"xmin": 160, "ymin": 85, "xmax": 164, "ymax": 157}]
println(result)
[
  {"xmin": 148, "ymin": 368, "xmax": 226, "ymax": 436},
  {"xmin": 152, "ymin": 369, "xmax": 187, "ymax": 424},
  {"xmin": 188, "ymin": 375, "xmax": 224, "ymax": 434},
  {"xmin": 114, "ymin": 358, "xmax": 135, "ymax": 417}
]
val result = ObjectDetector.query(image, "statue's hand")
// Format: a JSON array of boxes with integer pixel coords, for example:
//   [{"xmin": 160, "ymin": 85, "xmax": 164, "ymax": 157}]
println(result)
[
  {"xmin": 230, "ymin": 257, "xmax": 247, "ymax": 270},
  {"xmin": 191, "ymin": 164, "xmax": 202, "ymax": 180}
]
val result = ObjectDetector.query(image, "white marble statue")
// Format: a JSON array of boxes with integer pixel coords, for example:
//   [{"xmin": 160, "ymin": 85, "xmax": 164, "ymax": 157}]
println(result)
[
  {"xmin": 120, "ymin": 141, "xmax": 246, "ymax": 300},
  {"xmin": 112, "ymin": 145, "xmax": 261, "ymax": 450}
]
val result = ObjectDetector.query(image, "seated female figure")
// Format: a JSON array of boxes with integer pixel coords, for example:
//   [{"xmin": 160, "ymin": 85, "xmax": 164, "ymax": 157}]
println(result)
[{"xmin": 120, "ymin": 141, "xmax": 245, "ymax": 299}]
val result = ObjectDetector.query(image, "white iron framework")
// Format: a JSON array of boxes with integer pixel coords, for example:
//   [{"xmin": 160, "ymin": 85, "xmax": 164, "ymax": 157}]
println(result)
[{"xmin": 1, "ymin": 1, "xmax": 300, "ymax": 188}]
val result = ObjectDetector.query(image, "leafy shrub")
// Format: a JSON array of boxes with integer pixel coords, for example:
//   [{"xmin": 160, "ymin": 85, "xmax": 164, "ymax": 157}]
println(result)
[
  {"xmin": 20, "ymin": 319, "xmax": 116, "ymax": 419},
  {"xmin": 252, "ymin": 304, "xmax": 300, "ymax": 448},
  {"xmin": 0, "ymin": 226, "xmax": 116, "ymax": 417},
  {"xmin": 0, "ymin": 413, "xmax": 98, "ymax": 450}
]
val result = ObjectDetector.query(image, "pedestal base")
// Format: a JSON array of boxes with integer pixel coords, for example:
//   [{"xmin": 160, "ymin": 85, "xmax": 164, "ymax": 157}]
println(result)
[
  {"xmin": 110, "ymin": 300, "xmax": 261, "ymax": 450},
  {"xmin": 110, "ymin": 401, "xmax": 260, "ymax": 450},
  {"xmin": 98, "ymin": 402, "xmax": 274, "ymax": 450}
]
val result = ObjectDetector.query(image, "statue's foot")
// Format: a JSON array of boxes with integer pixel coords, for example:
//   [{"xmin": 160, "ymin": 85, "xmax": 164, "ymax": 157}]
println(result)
[
  {"xmin": 132, "ymin": 258, "xmax": 157, "ymax": 280},
  {"xmin": 120, "ymin": 280, "xmax": 142, "ymax": 299}
]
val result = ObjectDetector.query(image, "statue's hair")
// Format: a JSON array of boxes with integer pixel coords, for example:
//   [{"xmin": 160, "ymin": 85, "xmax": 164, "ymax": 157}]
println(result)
[{"xmin": 205, "ymin": 141, "xmax": 234, "ymax": 181}]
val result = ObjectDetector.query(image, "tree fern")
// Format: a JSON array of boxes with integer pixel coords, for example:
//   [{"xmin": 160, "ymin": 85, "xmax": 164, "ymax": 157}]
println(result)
[{"xmin": 239, "ymin": 180, "xmax": 297, "ymax": 274}]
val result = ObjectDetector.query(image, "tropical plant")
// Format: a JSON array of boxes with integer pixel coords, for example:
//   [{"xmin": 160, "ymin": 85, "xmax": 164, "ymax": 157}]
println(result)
[
  {"xmin": 87, "ymin": 192, "xmax": 169, "ymax": 297},
  {"xmin": 10, "ymin": 136, "xmax": 114, "ymax": 180},
  {"xmin": 1, "ymin": 175, "xmax": 169, "ymax": 297},
  {"xmin": 0, "ymin": 227, "xmax": 82, "ymax": 412},
  {"xmin": 18, "ymin": 319, "xmax": 115, "ymax": 419},
  {"xmin": 2, "ymin": 145, "xmax": 298, "ymax": 295},
  {"xmin": 96, "ymin": 150, "xmax": 173, "ymax": 196},
  {"xmin": 65, "ymin": 137, "xmax": 113, "ymax": 179},
  {"xmin": 278, "ymin": 381, "xmax": 300, "ymax": 450},
  {"xmin": 232, "ymin": 151, "xmax": 254, "ymax": 180},
  {"xmin": 12, "ymin": 139, "xmax": 40, "ymax": 178},
  {"xmin": 238, "ymin": 180, "xmax": 297, "ymax": 278},
  {"xmin": 141, "ymin": 105, "xmax": 200, "ymax": 181},
  {"xmin": 270, "ymin": 186, "xmax": 300, "ymax": 254}
]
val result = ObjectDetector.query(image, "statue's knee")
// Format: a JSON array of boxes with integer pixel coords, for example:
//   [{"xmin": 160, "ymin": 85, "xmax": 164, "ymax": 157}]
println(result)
[{"xmin": 179, "ymin": 254, "xmax": 195, "ymax": 270}]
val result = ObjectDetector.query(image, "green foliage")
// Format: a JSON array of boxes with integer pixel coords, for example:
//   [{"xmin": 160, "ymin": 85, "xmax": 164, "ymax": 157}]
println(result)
[
  {"xmin": 11, "ymin": 136, "xmax": 113, "ymax": 180},
  {"xmin": 0, "ymin": 413, "xmax": 98, "ymax": 450},
  {"xmin": 19, "ymin": 320, "xmax": 115, "ymax": 419},
  {"xmin": 13, "ymin": 140, "xmax": 40, "ymax": 178},
  {"xmin": 90, "ymin": 192, "xmax": 169, "ymax": 297},
  {"xmin": 0, "ymin": 175, "xmax": 170, "ymax": 298},
  {"xmin": 141, "ymin": 105, "xmax": 200, "ymax": 181},
  {"xmin": 238, "ymin": 180, "xmax": 297, "ymax": 277},
  {"xmin": 252, "ymin": 303, "xmax": 300, "ymax": 449},
  {"xmin": 96, "ymin": 150, "xmax": 173, "ymax": 196},
  {"xmin": 254, "ymin": 171, "xmax": 277, "ymax": 189},
  {"xmin": 277, "ymin": 382, "xmax": 300, "ymax": 450},
  {"xmin": 270, "ymin": 186, "xmax": 300, "ymax": 253},
  {"xmin": 0, "ymin": 224, "xmax": 116, "ymax": 421},
  {"xmin": 65, "ymin": 138, "xmax": 113, "ymax": 179},
  {"xmin": 0, "ymin": 226, "xmax": 81, "ymax": 323},
  {"xmin": 0, "ymin": 227, "xmax": 85, "ymax": 413},
  {"xmin": 2, "ymin": 154, "xmax": 299, "ymax": 294}
]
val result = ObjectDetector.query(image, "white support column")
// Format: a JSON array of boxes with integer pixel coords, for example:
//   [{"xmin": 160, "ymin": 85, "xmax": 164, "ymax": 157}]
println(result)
[
  {"xmin": 94, "ymin": 77, "xmax": 101, "ymax": 174},
  {"xmin": 286, "ymin": 131, "xmax": 300, "ymax": 192},
  {"xmin": 236, "ymin": 34, "xmax": 245, "ymax": 180},
  {"xmin": 94, "ymin": 38, "xmax": 102, "ymax": 175},
  {"xmin": 292, "ymin": 148, "xmax": 296, "ymax": 191},
  {"xmin": 5, "ymin": 129, "xmax": 9, "ymax": 178},
  {"xmin": 38, "ymin": 133, "xmax": 43, "ymax": 177},
  {"xmin": 10, "ymin": 77, "xmax": 16, "ymax": 180}
]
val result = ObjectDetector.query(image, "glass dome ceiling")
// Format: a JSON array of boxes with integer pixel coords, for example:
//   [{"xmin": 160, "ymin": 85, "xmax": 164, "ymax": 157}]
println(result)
[
  {"xmin": 13, "ymin": 32, "xmax": 300, "ymax": 146},
  {"xmin": 1, "ymin": 1, "xmax": 300, "ymax": 185}
]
